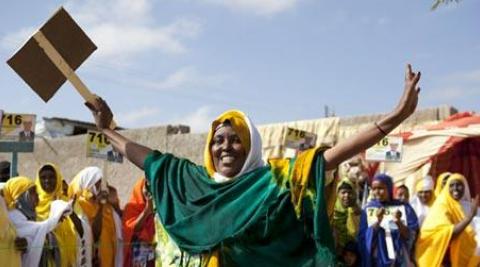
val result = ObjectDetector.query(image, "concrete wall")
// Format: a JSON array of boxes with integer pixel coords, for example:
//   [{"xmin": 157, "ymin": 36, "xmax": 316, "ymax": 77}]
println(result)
[{"xmin": 0, "ymin": 105, "xmax": 456, "ymax": 205}]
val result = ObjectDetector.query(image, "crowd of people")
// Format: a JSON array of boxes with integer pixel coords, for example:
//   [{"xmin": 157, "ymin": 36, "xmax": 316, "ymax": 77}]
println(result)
[
  {"xmin": 1, "ymin": 159, "xmax": 479, "ymax": 267},
  {"xmin": 331, "ymin": 160, "xmax": 480, "ymax": 267},
  {"xmin": 0, "ymin": 64, "xmax": 477, "ymax": 267}
]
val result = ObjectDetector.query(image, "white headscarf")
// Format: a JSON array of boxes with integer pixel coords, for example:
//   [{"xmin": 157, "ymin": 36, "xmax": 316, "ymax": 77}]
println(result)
[
  {"xmin": 69, "ymin": 166, "xmax": 103, "ymax": 196},
  {"xmin": 410, "ymin": 175, "xmax": 435, "ymax": 226},
  {"xmin": 212, "ymin": 113, "xmax": 265, "ymax": 183}
]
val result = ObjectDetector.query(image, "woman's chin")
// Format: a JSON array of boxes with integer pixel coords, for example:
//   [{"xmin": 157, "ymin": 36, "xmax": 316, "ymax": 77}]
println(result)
[{"xmin": 218, "ymin": 167, "xmax": 239, "ymax": 178}]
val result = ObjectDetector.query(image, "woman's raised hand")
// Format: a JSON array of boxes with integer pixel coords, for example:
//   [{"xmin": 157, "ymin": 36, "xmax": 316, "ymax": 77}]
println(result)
[
  {"xmin": 85, "ymin": 97, "xmax": 113, "ymax": 130},
  {"xmin": 393, "ymin": 64, "xmax": 421, "ymax": 121}
]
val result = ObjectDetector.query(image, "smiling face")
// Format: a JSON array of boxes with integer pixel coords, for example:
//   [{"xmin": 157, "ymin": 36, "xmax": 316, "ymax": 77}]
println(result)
[
  {"xmin": 210, "ymin": 123, "xmax": 247, "ymax": 178},
  {"xmin": 449, "ymin": 179, "xmax": 465, "ymax": 201},
  {"xmin": 39, "ymin": 166, "xmax": 57, "ymax": 194},
  {"xmin": 372, "ymin": 180, "xmax": 389, "ymax": 202},
  {"xmin": 417, "ymin": 190, "xmax": 433, "ymax": 204}
]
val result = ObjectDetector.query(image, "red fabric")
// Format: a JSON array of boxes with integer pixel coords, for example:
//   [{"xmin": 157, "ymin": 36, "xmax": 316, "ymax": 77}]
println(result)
[
  {"xmin": 122, "ymin": 178, "xmax": 155, "ymax": 266},
  {"xmin": 423, "ymin": 113, "xmax": 480, "ymax": 195},
  {"xmin": 426, "ymin": 112, "xmax": 480, "ymax": 130},
  {"xmin": 430, "ymin": 137, "xmax": 480, "ymax": 196}
]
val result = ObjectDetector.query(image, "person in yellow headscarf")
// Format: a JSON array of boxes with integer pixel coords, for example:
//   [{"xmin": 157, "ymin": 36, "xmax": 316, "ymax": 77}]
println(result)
[
  {"xmin": 4, "ymin": 176, "xmax": 71, "ymax": 266},
  {"xmin": 410, "ymin": 175, "xmax": 436, "ymax": 226},
  {"xmin": 69, "ymin": 166, "xmax": 123, "ymax": 267},
  {"xmin": 85, "ymin": 64, "xmax": 422, "ymax": 266},
  {"xmin": 35, "ymin": 163, "xmax": 78, "ymax": 267},
  {"xmin": 331, "ymin": 178, "xmax": 360, "ymax": 256},
  {"xmin": 416, "ymin": 173, "xmax": 480, "ymax": 267},
  {"xmin": 0, "ymin": 182, "xmax": 25, "ymax": 267},
  {"xmin": 434, "ymin": 172, "xmax": 451, "ymax": 197}
]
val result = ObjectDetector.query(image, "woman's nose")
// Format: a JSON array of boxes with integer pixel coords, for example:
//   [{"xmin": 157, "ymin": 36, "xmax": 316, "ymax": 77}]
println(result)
[{"xmin": 221, "ymin": 140, "xmax": 233, "ymax": 150}]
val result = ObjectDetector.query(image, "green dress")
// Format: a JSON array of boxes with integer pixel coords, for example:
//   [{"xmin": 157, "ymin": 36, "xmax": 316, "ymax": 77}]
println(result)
[{"xmin": 144, "ymin": 150, "xmax": 336, "ymax": 267}]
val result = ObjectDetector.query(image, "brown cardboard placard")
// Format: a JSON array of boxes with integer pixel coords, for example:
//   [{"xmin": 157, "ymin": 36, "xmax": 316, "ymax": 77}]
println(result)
[
  {"xmin": 7, "ymin": 7, "xmax": 117, "ymax": 129},
  {"xmin": 7, "ymin": 7, "xmax": 97, "ymax": 102}
]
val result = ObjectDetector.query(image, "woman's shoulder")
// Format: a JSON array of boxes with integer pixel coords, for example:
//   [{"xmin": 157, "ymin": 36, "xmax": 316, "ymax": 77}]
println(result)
[{"xmin": 145, "ymin": 150, "xmax": 204, "ymax": 170}]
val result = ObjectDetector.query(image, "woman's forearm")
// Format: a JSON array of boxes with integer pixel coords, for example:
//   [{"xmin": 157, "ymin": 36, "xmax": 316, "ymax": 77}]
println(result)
[
  {"xmin": 324, "ymin": 112, "xmax": 402, "ymax": 170},
  {"xmin": 452, "ymin": 216, "xmax": 473, "ymax": 239},
  {"xmin": 324, "ymin": 64, "xmax": 421, "ymax": 170},
  {"xmin": 101, "ymin": 128, "xmax": 152, "ymax": 170}
]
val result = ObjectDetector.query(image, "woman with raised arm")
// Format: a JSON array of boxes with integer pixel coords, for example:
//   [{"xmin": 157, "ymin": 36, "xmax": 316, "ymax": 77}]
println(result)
[
  {"xmin": 416, "ymin": 173, "xmax": 480, "ymax": 267},
  {"xmin": 86, "ymin": 64, "xmax": 421, "ymax": 266}
]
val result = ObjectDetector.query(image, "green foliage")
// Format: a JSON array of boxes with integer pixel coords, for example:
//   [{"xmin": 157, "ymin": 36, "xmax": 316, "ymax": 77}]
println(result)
[{"xmin": 431, "ymin": 0, "xmax": 461, "ymax": 10}]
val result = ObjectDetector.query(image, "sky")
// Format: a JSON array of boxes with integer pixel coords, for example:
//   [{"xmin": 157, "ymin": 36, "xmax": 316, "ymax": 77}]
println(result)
[{"xmin": 0, "ymin": 0, "xmax": 479, "ymax": 133}]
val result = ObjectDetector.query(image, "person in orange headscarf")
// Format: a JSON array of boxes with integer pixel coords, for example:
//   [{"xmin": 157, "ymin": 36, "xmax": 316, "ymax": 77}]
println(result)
[{"xmin": 122, "ymin": 178, "xmax": 155, "ymax": 267}]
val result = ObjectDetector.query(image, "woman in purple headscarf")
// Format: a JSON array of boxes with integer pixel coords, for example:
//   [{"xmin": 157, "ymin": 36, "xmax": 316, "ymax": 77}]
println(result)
[{"xmin": 358, "ymin": 174, "xmax": 419, "ymax": 267}]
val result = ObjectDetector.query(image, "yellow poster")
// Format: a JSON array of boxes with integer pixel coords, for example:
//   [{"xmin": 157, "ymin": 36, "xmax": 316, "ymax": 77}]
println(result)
[
  {"xmin": 86, "ymin": 130, "xmax": 123, "ymax": 163},
  {"xmin": 0, "ymin": 113, "xmax": 36, "ymax": 143}
]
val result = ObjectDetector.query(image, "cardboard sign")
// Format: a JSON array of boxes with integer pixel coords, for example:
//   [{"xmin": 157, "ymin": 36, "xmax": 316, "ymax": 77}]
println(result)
[
  {"xmin": 7, "ymin": 7, "xmax": 97, "ymax": 102},
  {"xmin": 0, "ymin": 113, "xmax": 36, "ymax": 143},
  {"xmin": 285, "ymin": 127, "xmax": 317, "ymax": 151},
  {"xmin": 86, "ymin": 131, "xmax": 123, "ymax": 163},
  {"xmin": 366, "ymin": 205, "xmax": 407, "ymax": 229},
  {"xmin": 365, "ymin": 136, "xmax": 403, "ymax": 162}
]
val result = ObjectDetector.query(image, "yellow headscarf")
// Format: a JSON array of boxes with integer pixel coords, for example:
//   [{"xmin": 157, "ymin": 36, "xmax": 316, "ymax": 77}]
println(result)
[
  {"xmin": 332, "ymin": 178, "xmax": 359, "ymax": 248},
  {"xmin": 35, "ymin": 163, "xmax": 77, "ymax": 267},
  {"xmin": 35, "ymin": 163, "xmax": 64, "ymax": 219},
  {"xmin": 416, "ymin": 173, "xmax": 480, "ymax": 267},
  {"xmin": 3, "ymin": 176, "xmax": 35, "ymax": 209},
  {"xmin": 434, "ymin": 172, "xmax": 452, "ymax": 197},
  {"xmin": 203, "ymin": 109, "xmax": 266, "ymax": 183},
  {"xmin": 204, "ymin": 110, "xmax": 251, "ymax": 177}
]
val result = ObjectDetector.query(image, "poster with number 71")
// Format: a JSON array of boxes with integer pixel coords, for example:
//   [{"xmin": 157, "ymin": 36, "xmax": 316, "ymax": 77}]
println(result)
[{"xmin": 86, "ymin": 130, "xmax": 123, "ymax": 163}]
